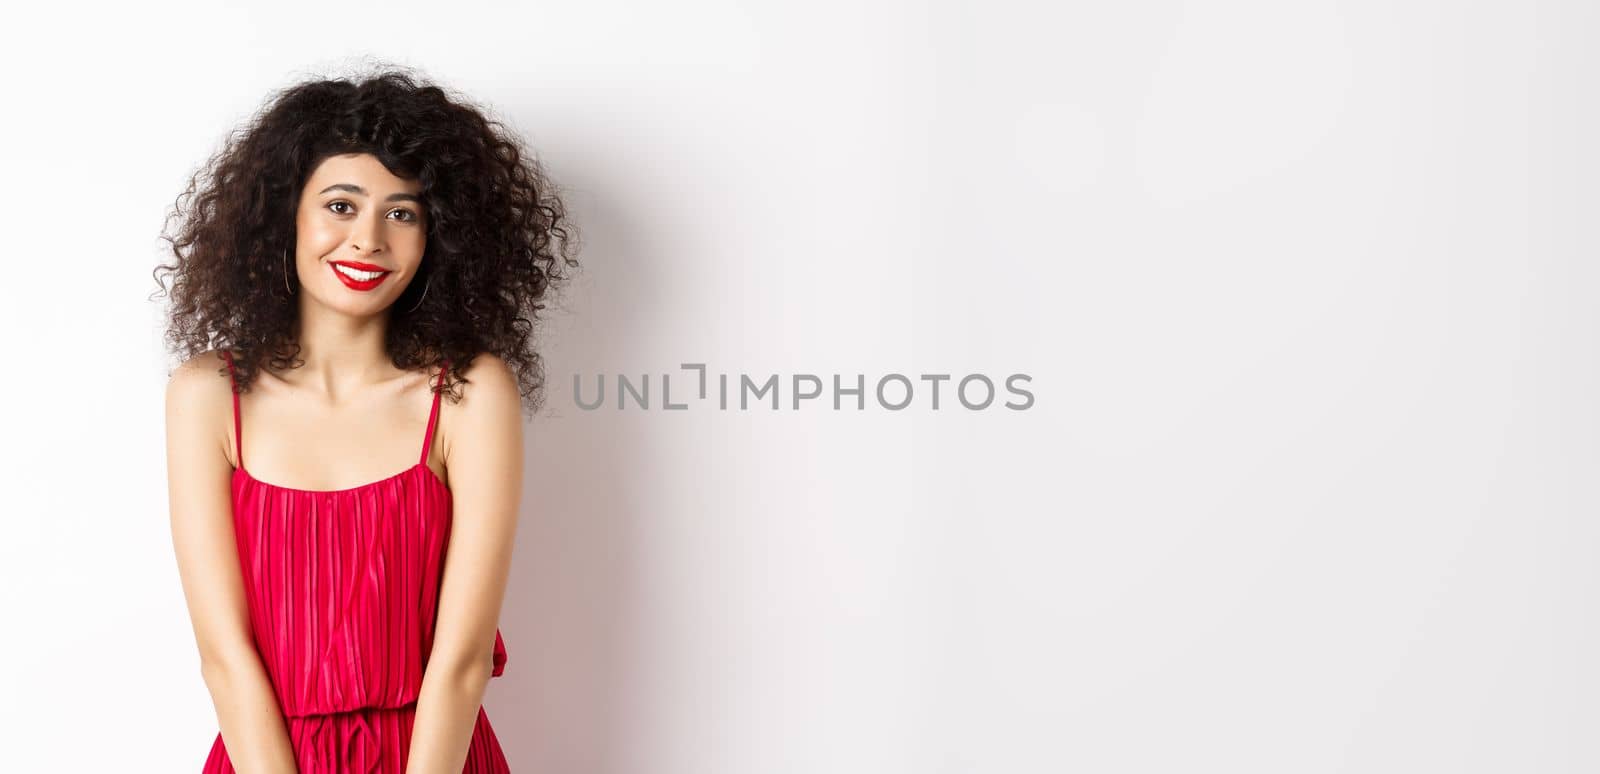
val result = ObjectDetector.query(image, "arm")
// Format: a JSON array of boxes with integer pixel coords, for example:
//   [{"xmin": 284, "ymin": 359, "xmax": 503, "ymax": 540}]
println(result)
[
  {"xmin": 406, "ymin": 354, "xmax": 524, "ymax": 774},
  {"xmin": 167, "ymin": 352, "xmax": 299, "ymax": 774}
]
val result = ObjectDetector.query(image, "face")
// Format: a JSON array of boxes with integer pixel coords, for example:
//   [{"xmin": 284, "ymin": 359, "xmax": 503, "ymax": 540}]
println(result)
[{"xmin": 292, "ymin": 153, "xmax": 428, "ymax": 315}]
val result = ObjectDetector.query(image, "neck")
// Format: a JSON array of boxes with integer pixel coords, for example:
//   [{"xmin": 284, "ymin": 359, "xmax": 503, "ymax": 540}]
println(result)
[{"xmin": 288, "ymin": 302, "xmax": 395, "ymax": 399}]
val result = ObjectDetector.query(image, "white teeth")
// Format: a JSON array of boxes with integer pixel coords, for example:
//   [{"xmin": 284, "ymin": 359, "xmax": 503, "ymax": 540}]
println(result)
[{"xmin": 334, "ymin": 264, "xmax": 387, "ymax": 282}]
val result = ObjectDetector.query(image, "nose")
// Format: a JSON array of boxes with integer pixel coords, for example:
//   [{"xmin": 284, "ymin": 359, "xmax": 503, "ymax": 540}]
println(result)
[{"xmin": 348, "ymin": 209, "xmax": 386, "ymax": 255}]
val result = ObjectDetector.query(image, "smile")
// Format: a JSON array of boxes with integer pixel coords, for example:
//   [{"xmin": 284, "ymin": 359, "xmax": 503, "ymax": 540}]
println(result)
[{"xmin": 330, "ymin": 261, "xmax": 392, "ymax": 290}]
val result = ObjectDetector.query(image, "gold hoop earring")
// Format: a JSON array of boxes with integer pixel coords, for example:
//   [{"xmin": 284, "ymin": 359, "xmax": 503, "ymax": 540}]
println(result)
[
  {"xmin": 406, "ymin": 275, "xmax": 432, "ymax": 312},
  {"xmin": 282, "ymin": 248, "xmax": 296, "ymax": 296}
]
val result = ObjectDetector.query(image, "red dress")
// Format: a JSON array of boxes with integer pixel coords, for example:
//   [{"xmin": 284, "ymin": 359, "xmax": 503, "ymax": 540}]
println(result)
[{"xmin": 204, "ymin": 352, "xmax": 510, "ymax": 773}]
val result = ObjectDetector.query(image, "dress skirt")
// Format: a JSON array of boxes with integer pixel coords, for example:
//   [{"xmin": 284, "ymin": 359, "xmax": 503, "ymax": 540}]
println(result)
[{"xmin": 201, "ymin": 704, "xmax": 509, "ymax": 773}]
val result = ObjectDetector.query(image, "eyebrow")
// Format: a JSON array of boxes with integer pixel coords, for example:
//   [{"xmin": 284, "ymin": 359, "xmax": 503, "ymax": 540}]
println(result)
[{"xmin": 318, "ymin": 183, "xmax": 424, "ymax": 204}]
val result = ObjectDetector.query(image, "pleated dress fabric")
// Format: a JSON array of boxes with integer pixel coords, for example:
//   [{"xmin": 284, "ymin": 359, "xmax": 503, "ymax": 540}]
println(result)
[{"xmin": 203, "ymin": 352, "xmax": 510, "ymax": 773}]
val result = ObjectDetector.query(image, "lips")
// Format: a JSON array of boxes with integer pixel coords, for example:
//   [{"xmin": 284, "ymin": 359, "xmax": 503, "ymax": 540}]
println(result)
[{"xmin": 330, "ymin": 260, "xmax": 393, "ymax": 291}]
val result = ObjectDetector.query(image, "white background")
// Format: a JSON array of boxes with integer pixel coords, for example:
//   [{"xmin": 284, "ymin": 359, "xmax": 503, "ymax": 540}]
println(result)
[{"xmin": 1, "ymin": 0, "xmax": 1593, "ymax": 771}]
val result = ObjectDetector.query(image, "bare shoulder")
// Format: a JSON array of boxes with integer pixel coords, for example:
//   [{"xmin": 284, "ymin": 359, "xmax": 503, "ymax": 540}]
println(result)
[
  {"xmin": 450, "ymin": 352, "xmax": 520, "ymax": 410},
  {"xmin": 439, "ymin": 352, "xmax": 523, "ymax": 466},
  {"xmin": 165, "ymin": 349, "xmax": 235, "ymax": 469},
  {"xmin": 166, "ymin": 349, "xmax": 233, "ymax": 408}
]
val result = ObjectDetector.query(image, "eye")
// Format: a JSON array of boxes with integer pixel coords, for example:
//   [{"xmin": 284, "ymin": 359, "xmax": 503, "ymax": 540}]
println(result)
[
  {"xmin": 390, "ymin": 208, "xmax": 419, "ymax": 222},
  {"xmin": 327, "ymin": 200, "xmax": 354, "ymax": 215}
]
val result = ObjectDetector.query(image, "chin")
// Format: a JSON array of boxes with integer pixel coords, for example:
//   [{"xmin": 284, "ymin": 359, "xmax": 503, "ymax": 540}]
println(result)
[{"xmin": 307, "ymin": 291, "xmax": 394, "ymax": 318}]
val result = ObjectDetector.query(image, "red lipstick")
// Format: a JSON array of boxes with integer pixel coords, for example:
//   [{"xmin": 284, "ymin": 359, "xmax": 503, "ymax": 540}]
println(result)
[{"xmin": 330, "ymin": 260, "xmax": 392, "ymax": 291}]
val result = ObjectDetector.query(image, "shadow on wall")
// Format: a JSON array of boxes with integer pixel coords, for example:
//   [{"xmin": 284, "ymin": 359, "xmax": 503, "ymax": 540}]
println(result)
[{"xmin": 489, "ymin": 150, "xmax": 667, "ymax": 774}]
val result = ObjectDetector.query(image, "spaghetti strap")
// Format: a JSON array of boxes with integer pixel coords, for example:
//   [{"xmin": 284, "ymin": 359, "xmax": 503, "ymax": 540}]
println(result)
[
  {"xmin": 222, "ymin": 350, "xmax": 243, "ymax": 469},
  {"xmin": 420, "ymin": 359, "xmax": 449, "ymax": 465}
]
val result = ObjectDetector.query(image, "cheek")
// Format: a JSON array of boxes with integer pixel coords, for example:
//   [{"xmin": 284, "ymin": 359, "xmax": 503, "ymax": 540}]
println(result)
[
  {"xmin": 295, "ymin": 220, "xmax": 344, "ymax": 257},
  {"xmin": 399, "ymin": 238, "xmax": 429, "ymax": 272}
]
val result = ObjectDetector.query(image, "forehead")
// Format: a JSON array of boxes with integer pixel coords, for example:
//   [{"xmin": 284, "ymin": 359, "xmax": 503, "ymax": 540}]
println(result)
[{"xmin": 304, "ymin": 153, "xmax": 421, "ymax": 193}]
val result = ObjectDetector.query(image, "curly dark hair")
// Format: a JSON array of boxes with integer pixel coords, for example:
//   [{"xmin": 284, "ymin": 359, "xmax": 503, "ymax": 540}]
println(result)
[{"xmin": 151, "ymin": 64, "xmax": 580, "ymax": 415}]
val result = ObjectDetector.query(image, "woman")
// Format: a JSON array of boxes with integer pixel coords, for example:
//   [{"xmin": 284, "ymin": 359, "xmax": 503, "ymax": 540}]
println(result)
[{"xmin": 154, "ymin": 67, "xmax": 579, "ymax": 772}]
